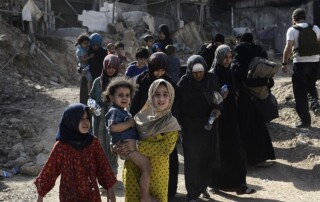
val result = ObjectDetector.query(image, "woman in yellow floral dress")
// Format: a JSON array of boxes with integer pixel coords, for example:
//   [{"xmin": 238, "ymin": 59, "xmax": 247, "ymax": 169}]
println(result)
[{"xmin": 115, "ymin": 79, "xmax": 180, "ymax": 202}]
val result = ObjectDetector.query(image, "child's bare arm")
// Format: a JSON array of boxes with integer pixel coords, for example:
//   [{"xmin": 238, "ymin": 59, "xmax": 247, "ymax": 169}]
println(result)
[{"xmin": 110, "ymin": 118, "xmax": 135, "ymax": 133}]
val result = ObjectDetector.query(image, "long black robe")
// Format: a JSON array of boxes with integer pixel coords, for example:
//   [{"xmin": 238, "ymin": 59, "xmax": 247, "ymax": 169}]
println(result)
[
  {"xmin": 209, "ymin": 64, "xmax": 247, "ymax": 189},
  {"xmin": 175, "ymin": 55, "xmax": 220, "ymax": 200},
  {"xmin": 232, "ymin": 42, "xmax": 276, "ymax": 166},
  {"xmin": 88, "ymin": 46, "xmax": 107, "ymax": 81}
]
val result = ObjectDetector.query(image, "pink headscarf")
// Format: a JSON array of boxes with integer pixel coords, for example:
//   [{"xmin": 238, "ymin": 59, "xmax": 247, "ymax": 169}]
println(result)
[{"xmin": 101, "ymin": 54, "xmax": 120, "ymax": 91}]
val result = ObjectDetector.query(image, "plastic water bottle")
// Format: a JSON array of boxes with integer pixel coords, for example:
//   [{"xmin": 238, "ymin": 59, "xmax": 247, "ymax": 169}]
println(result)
[
  {"xmin": 87, "ymin": 98, "xmax": 101, "ymax": 116},
  {"xmin": 0, "ymin": 170, "xmax": 13, "ymax": 178},
  {"xmin": 94, "ymin": 104, "xmax": 101, "ymax": 116},
  {"xmin": 11, "ymin": 166, "xmax": 20, "ymax": 175},
  {"xmin": 204, "ymin": 111, "xmax": 216, "ymax": 131},
  {"xmin": 221, "ymin": 84, "xmax": 228, "ymax": 93}
]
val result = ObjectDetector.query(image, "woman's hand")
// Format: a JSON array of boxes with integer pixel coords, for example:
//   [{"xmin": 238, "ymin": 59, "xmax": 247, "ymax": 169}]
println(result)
[
  {"xmin": 122, "ymin": 139, "xmax": 137, "ymax": 152},
  {"xmin": 221, "ymin": 91, "xmax": 229, "ymax": 99},
  {"xmin": 106, "ymin": 187, "xmax": 116, "ymax": 202},
  {"xmin": 212, "ymin": 109, "xmax": 221, "ymax": 119},
  {"xmin": 112, "ymin": 140, "xmax": 136, "ymax": 156}
]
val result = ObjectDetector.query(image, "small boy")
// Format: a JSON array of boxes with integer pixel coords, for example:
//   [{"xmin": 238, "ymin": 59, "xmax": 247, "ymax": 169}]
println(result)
[
  {"xmin": 106, "ymin": 43, "xmax": 116, "ymax": 55},
  {"xmin": 75, "ymin": 33, "xmax": 94, "ymax": 93},
  {"xmin": 144, "ymin": 34, "xmax": 154, "ymax": 55},
  {"xmin": 125, "ymin": 48, "xmax": 149, "ymax": 79},
  {"xmin": 165, "ymin": 45, "xmax": 181, "ymax": 83},
  {"xmin": 115, "ymin": 41, "xmax": 128, "ymax": 75}
]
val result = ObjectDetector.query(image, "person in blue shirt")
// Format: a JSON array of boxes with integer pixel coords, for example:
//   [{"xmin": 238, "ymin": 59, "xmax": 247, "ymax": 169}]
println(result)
[{"xmin": 125, "ymin": 48, "xmax": 149, "ymax": 79}]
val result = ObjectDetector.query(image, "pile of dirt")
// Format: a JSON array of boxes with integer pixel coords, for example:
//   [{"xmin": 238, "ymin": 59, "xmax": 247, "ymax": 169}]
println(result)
[{"xmin": 0, "ymin": 17, "xmax": 79, "ymax": 176}]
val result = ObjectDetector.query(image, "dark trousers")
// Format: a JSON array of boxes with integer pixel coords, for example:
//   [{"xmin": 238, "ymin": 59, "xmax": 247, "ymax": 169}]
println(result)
[
  {"xmin": 168, "ymin": 146, "xmax": 179, "ymax": 198},
  {"xmin": 292, "ymin": 62, "xmax": 320, "ymax": 123}
]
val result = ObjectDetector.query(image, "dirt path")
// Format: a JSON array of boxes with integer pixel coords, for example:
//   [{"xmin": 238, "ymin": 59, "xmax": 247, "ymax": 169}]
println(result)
[{"xmin": 1, "ymin": 78, "xmax": 320, "ymax": 202}]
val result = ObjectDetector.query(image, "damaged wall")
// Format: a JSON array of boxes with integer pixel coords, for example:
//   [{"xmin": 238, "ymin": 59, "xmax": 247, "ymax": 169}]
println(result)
[
  {"xmin": 233, "ymin": 0, "xmax": 315, "ymax": 53},
  {"xmin": 78, "ymin": 2, "xmax": 146, "ymax": 33}
]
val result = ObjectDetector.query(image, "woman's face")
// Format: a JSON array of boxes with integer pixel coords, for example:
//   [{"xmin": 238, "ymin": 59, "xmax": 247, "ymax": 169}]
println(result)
[
  {"xmin": 91, "ymin": 44, "xmax": 100, "ymax": 51},
  {"xmin": 152, "ymin": 84, "xmax": 170, "ymax": 111},
  {"xmin": 159, "ymin": 31, "xmax": 166, "ymax": 40},
  {"xmin": 192, "ymin": 71, "xmax": 204, "ymax": 81},
  {"xmin": 153, "ymin": 68, "xmax": 166, "ymax": 78},
  {"xmin": 106, "ymin": 65, "xmax": 117, "ymax": 76},
  {"xmin": 78, "ymin": 111, "xmax": 90, "ymax": 134},
  {"xmin": 222, "ymin": 52, "xmax": 233, "ymax": 68}
]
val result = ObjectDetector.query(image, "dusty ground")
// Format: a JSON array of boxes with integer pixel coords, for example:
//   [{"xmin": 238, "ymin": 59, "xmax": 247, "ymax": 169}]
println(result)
[
  {"xmin": 1, "ymin": 78, "xmax": 320, "ymax": 202},
  {"xmin": 1, "ymin": 17, "xmax": 320, "ymax": 202}
]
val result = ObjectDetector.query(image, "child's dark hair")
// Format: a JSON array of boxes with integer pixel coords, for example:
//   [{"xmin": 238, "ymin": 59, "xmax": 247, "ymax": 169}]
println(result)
[
  {"xmin": 144, "ymin": 34, "xmax": 154, "ymax": 42},
  {"xmin": 103, "ymin": 77, "xmax": 136, "ymax": 102},
  {"xmin": 76, "ymin": 33, "xmax": 90, "ymax": 46},
  {"xmin": 115, "ymin": 41, "xmax": 125, "ymax": 49},
  {"xmin": 165, "ymin": 45, "xmax": 176, "ymax": 56},
  {"xmin": 135, "ymin": 48, "xmax": 149, "ymax": 59}
]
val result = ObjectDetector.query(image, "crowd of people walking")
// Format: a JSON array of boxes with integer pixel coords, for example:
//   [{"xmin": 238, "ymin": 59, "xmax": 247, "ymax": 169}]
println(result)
[{"xmin": 33, "ymin": 7, "xmax": 320, "ymax": 202}]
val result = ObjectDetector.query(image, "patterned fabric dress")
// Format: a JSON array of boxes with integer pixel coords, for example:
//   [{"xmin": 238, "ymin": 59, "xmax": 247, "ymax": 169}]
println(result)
[
  {"xmin": 123, "ymin": 131, "xmax": 179, "ymax": 202},
  {"xmin": 34, "ymin": 138, "xmax": 117, "ymax": 202}
]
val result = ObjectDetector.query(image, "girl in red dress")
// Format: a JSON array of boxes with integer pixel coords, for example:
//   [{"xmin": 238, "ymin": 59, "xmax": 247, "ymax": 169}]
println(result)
[{"xmin": 34, "ymin": 103, "xmax": 117, "ymax": 202}]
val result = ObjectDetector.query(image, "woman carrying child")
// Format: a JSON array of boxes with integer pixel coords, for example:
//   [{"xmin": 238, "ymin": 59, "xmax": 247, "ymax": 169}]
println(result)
[
  {"xmin": 89, "ymin": 54, "xmax": 120, "ymax": 174},
  {"xmin": 75, "ymin": 33, "xmax": 94, "ymax": 93},
  {"xmin": 114, "ymin": 78, "xmax": 181, "ymax": 202},
  {"xmin": 34, "ymin": 103, "xmax": 116, "ymax": 202}
]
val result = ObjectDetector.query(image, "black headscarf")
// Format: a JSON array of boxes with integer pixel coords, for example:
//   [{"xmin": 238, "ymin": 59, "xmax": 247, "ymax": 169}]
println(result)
[
  {"xmin": 147, "ymin": 52, "xmax": 168, "ymax": 79},
  {"xmin": 212, "ymin": 33, "xmax": 225, "ymax": 44},
  {"xmin": 185, "ymin": 55, "xmax": 218, "ymax": 101},
  {"xmin": 186, "ymin": 55, "xmax": 208, "ymax": 81},
  {"xmin": 155, "ymin": 24, "xmax": 173, "ymax": 49},
  {"xmin": 240, "ymin": 33, "xmax": 254, "ymax": 44},
  {"xmin": 56, "ymin": 103, "xmax": 94, "ymax": 150}
]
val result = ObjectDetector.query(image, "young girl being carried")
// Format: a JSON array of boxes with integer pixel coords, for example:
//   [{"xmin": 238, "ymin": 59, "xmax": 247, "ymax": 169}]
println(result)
[
  {"xmin": 75, "ymin": 33, "xmax": 94, "ymax": 93},
  {"xmin": 104, "ymin": 77, "xmax": 158, "ymax": 202}
]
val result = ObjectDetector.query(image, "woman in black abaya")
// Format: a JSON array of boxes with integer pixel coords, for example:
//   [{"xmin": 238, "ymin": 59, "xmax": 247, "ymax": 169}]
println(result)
[
  {"xmin": 174, "ymin": 55, "xmax": 221, "ymax": 201},
  {"xmin": 232, "ymin": 33, "xmax": 276, "ymax": 166},
  {"xmin": 209, "ymin": 45, "xmax": 255, "ymax": 195}
]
